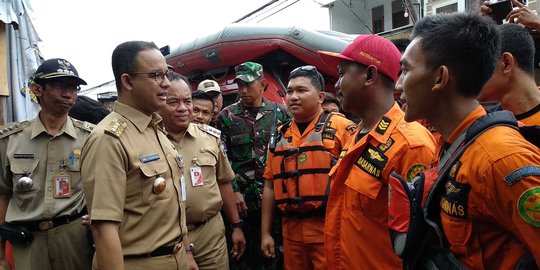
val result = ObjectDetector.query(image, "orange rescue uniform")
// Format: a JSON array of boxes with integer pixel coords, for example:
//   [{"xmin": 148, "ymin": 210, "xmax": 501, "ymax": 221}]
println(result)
[
  {"xmin": 515, "ymin": 103, "xmax": 540, "ymax": 126},
  {"xmin": 325, "ymin": 103, "xmax": 436, "ymax": 270},
  {"xmin": 264, "ymin": 110, "xmax": 355, "ymax": 270},
  {"xmin": 439, "ymin": 105, "xmax": 540, "ymax": 269}
]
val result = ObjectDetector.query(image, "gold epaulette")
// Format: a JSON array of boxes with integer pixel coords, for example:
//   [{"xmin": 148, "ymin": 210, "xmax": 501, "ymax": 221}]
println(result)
[
  {"xmin": 0, "ymin": 121, "xmax": 31, "ymax": 139},
  {"xmin": 104, "ymin": 118, "xmax": 127, "ymax": 138},
  {"xmin": 72, "ymin": 119, "xmax": 95, "ymax": 132},
  {"xmin": 198, "ymin": 124, "xmax": 221, "ymax": 138}
]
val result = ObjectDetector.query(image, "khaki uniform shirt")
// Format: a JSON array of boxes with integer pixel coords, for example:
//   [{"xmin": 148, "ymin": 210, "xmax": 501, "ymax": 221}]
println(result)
[
  {"xmin": 0, "ymin": 115, "xmax": 93, "ymax": 222},
  {"xmin": 81, "ymin": 102, "xmax": 186, "ymax": 256},
  {"xmin": 170, "ymin": 123, "xmax": 234, "ymax": 224}
]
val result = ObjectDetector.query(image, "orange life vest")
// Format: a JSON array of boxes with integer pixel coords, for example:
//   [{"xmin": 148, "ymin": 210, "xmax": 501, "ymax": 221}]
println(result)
[{"xmin": 271, "ymin": 112, "xmax": 337, "ymax": 214}]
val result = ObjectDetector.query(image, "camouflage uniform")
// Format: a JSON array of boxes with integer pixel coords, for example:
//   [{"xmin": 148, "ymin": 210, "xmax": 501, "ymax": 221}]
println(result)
[{"xmin": 217, "ymin": 98, "xmax": 290, "ymax": 270}]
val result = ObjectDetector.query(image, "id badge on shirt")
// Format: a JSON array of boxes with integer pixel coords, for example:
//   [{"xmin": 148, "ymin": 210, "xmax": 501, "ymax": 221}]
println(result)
[
  {"xmin": 54, "ymin": 171, "xmax": 71, "ymax": 198},
  {"xmin": 190, "ymin": 166, "xmax": 204, "ymax": 187},
  {"xmin": 180, "ymin": 175, "xmax": 187, "ymax": 202}
]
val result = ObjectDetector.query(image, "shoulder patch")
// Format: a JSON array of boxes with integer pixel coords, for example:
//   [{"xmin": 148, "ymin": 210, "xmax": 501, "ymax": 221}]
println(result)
[
  {"xmin": 0, "ymin": 121, "xmax": 31, "ymax": 138},
  {"xmin": 72, "ymin": 119, "xmax": 95, "ymax": 132},
  {"xmin": 198, "ymin": 124, "xmax": 221, "ymax": 138},
  {"xmin": 504, "ymin": 166, "xmax": 540, "ymax": 186},
  {"xmin": 104, "ymin": 118, "xmax": 127, "ymax": 138},
  {"xmin": 378, "ymin": 138, "xmax": 394, "ymax": 152},
  {"xmin": 406, "ymin": 164, "xmax": 427, "ymax": 182},
  {"xmin": 517, "ymin": 187, "xmax": 540, "ymax": 227}
]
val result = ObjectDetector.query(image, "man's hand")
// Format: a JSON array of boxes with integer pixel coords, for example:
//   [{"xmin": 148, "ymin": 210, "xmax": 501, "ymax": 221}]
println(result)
[
  {"xmin": 234, "ymin": 192, "xmax": 248, "ymax": 216},
  {"xmin": 230, "ymin": 228, "xmax": 246, "ymax": 260},
  {"xmin": 81, "ymin": 214, "xmax": 90, "ymax": 227},
  {"xmin": 186, "ymin": 252, "xmax": 198, "ymax": 270},
  {"xmin": 260, "ymin": 234, "xmax": 275, "ymax": 259},
  {"xmin": 506, "ymin": 0, "xmax": 540, "ymax": 30},
  {"xmin": 480, "ymin": 1, "xmax": 493, "ymax": 16}
]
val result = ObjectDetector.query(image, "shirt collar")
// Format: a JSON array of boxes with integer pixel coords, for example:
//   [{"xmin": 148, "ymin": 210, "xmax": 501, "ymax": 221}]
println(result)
[
  {"xmin": 113, "ymin": 101, "xmax": 162, "ymax": 133},
  {"xmin": 446, "ymin": 105, "xmax": 486, "ymax": 144},
  {"xmin": 30, "ymin": 114, "xmax": 78, "ymax": 139},
  {"xmin": 367, "ymin": 102, "xmax": 402, "ymax": 144}
]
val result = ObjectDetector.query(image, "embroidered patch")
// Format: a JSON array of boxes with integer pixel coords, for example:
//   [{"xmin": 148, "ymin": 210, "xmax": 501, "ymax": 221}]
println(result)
[
  {"xmin": 517, "ymin": 187, "xmax": 540, "ymax": 227},
  {"xmin": 378, "ymin": 138, "xmax": 394, "ymax": 152},
  {"xmin": 14, "ymin": 154, "xmax": 34, "ymax": 159},
  {"xmin": 355, "ymin": 145, "xmax": 388, "ymax": 179},
  {"xmin": 297, "ymin": 153, "xmax": 308, "ymax": 165},
  {"xmin": 375, "ymin": 116, "xmax": 391, "ymax": 135},
  {"xmin": 139, "ymin": 153, "xmax": 160, "ymax": 163},
  {"xmin": 504, "ymin": 166, "xmax": 540, "ymax": 186},
  {"xmin": 406, "ymin": 164, "xmax": 427, "ymax": 182},
  {"xmin": 322, "ymin": 129, "xmax": 336, "ymax": 140},
  {"xmin": 440, "ymin": 179, "xmax": 471, "ymax": 219},
  {"xmin": 448, "ymin": 161, "xmax": 461, "ymax": 179},
  {"xmin": 346, "ymin": 124, "xmax": 357, "ymax": 132}
]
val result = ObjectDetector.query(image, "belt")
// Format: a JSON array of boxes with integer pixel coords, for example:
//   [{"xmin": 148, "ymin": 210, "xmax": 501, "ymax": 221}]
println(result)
[
  {"xmin": 14, "ymin": 209, "xmax": 87, "ymax": 231},
  {"xmin": 282, "ymin": 209, "xmax": 326, "ymax": 219},
  {"xmin": 124, "ymin": 243, "xmax": 181, "ymax": 259}
]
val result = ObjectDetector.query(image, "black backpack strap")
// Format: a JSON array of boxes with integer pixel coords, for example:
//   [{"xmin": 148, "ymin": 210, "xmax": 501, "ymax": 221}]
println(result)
[{"xmin": 425, "ymin": 110, "xmax": 519, "ymax": 245}]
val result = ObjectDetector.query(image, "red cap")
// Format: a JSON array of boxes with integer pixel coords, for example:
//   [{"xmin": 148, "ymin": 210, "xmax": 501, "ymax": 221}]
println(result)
[{"xmin": 318, "ymin": 35, "xmax": 401, "ymax": 82}]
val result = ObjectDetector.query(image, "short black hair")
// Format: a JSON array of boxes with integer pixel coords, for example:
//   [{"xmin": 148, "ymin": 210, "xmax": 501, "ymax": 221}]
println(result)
[
  {"xmin": 412, "ymin": 13, "xmax": 501, "ymax": 97},
  {"xmin": 499, "ymin": 23, "xmax": 535, "ymax": 76},
  {"xmin": 69, "ymin": 95, "xmax": 110, "ymax": 124},
  {"xmin": 289, "ymin": 66, "xmax": 325, "ymax": 91},
  {"xmin": 111, "ymin": 41, "xmax": 159, "ymax": 93},
  {"xmin": 392, "ymin": 39, "xmax": 410, "ymax": 53},
  {"xmin": 323, "ymin": 92, "xmax": 340, "ymax": 107},
  {"xmin": 192, "ymin": 90, "xmax": 215, "ymax": 111},
  {"xmin": 167, "ymin": 71, "xmax": 191, "ymax": 91}
]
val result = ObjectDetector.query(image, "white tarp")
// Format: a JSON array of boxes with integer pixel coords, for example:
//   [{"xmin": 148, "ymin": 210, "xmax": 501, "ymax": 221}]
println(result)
[{"xmin": 1, "ymin": 0, "xmax": 41, "ymax": 123}]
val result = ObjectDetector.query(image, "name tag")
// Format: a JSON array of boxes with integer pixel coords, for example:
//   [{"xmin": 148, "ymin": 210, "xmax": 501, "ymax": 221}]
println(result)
[
  {"xmin": 139, "ymin": 153, "xmax": 160, "ymax": 163},
  {"xmin": 54, "ymin": 172, "xmax": 71, "ymax": 198}
]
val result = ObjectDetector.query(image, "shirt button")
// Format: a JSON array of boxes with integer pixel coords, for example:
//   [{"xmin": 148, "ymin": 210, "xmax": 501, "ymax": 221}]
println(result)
[{"xmin": 50, "ymin": 146, "xmax": 55, "ymax": 150}]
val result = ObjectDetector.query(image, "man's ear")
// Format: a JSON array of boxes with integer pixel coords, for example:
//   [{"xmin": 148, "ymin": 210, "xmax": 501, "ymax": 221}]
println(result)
[
  {"xmin": 318, "ymin": 91, "xmax": 326, "ymax": 104},
  {"xmin": 500, "ymin": 52, "xmax": 515, "ymax": 74},
  {"xmin": 364, "ymin": 65, "xmax": 378, "ymax": 86},
  {"xmin": 259, "ymin": 79, "xmax": 268, "ymax": 91},
  {"xmin": 121, "ymin": 74, "xmax": 134, "ymax": 92},
  {"xmin": 30, "ymin": 83, "xmax": 42, "ymax": 98},
  {"xmin": 432, "ymin": 65, "xmax": 449, "ymax": 92}
]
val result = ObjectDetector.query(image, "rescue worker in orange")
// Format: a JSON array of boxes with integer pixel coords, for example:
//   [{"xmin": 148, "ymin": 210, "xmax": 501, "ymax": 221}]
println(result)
[
  {"xmin": 260, "ymin": 66, "xmax": 356, "ymax": 270},
  {"xmin": 398, "ymin": 12, "xmax": 540, "ymax": 268},
  {"xmin": 318, "ymin": 35, "xmax": 436, "ymax": 270},
  {"xmin": 480, "ymin": 23, "xmax": 540, "ymax": 125}
]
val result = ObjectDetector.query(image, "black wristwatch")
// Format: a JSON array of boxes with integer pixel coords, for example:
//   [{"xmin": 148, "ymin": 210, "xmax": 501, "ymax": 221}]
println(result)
[
  {"xmin": 186, "ymin": 243, "xmax": 195, "ymax": 254},
  {"xmin": 231, "ymin": 219, "xmax": 244, "ymax": 229}
]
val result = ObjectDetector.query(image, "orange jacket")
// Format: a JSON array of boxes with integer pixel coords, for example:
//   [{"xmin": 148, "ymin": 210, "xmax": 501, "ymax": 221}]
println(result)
[
  {"xmin": 264, "ymin": 110, "xmax": 355, "ymax": 243},
  {"xmin": 325, "ymin": 103, "xmax": 436, "ymax": 270},
  {"xmin": 439, "ymin": 105, "xmax": 540, "ymax": 269}
]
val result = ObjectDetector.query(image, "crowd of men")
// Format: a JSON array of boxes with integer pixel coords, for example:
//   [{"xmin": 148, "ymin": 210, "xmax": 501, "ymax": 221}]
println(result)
[{"xmin": 0, "ymin": 3, "xmax": 539, "ymax": 270}]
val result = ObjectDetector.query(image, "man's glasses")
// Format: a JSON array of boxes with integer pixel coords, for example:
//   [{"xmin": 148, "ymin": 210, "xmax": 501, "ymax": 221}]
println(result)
[
  {"xmin": 290, "ymin": 65, "xmax": 325, "ymax": 90},
  {"xmin": 46, "ymin": 82, "xmax": 81, "ymax": 92},
  {"xmin": 129, "ymin": 70, "xmax": 172, "ymax": 84}
]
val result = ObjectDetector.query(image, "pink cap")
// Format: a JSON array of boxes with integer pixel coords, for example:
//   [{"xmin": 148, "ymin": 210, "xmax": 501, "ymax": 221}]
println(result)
[{"xmin": 318, "ymin": 35, "xmax": 401, "ymax": 82}]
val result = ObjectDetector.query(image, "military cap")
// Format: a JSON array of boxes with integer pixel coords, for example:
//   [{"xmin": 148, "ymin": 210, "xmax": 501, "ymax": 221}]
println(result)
[
  {"xmin": 234, "ymin": 62, "xmax": 264, "ymax": 83},
  {"xmin": 30, "ymin": 58, "xmax": 87, "ymax": 85}
]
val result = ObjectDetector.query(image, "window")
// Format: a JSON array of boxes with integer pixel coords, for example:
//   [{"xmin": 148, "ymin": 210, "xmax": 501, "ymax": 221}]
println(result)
[
  {"xmin": 392, "ymin": 0, "xmax": 410, "ymax": 28},
  {"xmin": 372, "ymin": 5, "xmax": 384, "ymax": 33},
  {"xmin": 436, "ymin": 3, "xmax": 458, "ymax": 13}
]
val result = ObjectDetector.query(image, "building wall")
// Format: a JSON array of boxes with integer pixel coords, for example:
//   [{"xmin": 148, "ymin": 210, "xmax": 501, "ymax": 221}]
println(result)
[{"xmin": 328, "ymin": 0, "xmax": 412, "ymax": 34}]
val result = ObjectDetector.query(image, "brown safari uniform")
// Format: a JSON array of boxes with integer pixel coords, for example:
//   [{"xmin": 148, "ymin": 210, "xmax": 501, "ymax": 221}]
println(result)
[
  {"xmin": 169, "ymin": 123, "xmax": 235, "ymax": 270},
  {"xmin": 0, "ymin": 116, "xmax": 94, "ymax": 270},
  {"xmin": 81, "ymin": 102, "xmax": 188, "ymax": 270}
]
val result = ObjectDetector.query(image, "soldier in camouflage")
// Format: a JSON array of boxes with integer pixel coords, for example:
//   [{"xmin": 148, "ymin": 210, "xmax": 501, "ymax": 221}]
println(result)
[{"xmin": 217, "ymin": 62, "xmax": 290, "ymax": 270}]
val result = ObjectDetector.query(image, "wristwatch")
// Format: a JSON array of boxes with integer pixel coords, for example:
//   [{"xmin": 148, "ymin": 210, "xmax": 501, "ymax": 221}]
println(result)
[
  {"xmin": 186, "ymin": 243, "xmax": 195, "ymax": 254},
  {"xmin": 231, "ymin": 219, "xmax": 244, "ymax": 229}
]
